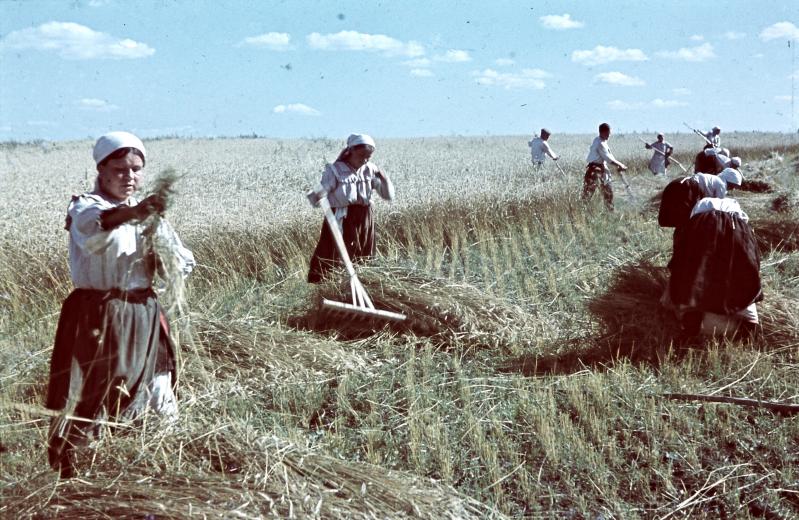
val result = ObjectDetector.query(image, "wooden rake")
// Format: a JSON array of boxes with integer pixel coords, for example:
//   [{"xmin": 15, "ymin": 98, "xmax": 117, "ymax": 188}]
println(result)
[{"xmin": 307, "ymin": 185, "xmax": 406, "ymax": 324}]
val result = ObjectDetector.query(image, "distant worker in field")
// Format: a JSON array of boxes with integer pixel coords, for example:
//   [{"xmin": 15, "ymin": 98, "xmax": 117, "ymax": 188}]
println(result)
[
  {"xmin": 697, "ymin": 147, "xmax": 740, "ymax": 174},
  {"xmin": 659, "ymin": 167, "xmax": 744, "ymax": 227},
  {"xmin": 583, "ymin": 122, "xmax": 627, "ymax": 211},
  {"xmin": 704, "ymin": 126, "xmax": 721, "ymax": 148},
  {"xmin": 46, "ymin": 131, "xmax": 195, "ymax": 478},
  {"xmin": 528, "ymin": 128, "xmax": 559, "ymax": 169},
  {"xmin": 307, "ymin": 133, "xmax": 395, "ymax": 283},
  {"xmin": 644, "ymin": 133, "xmax": 674, "ymax": 176}
]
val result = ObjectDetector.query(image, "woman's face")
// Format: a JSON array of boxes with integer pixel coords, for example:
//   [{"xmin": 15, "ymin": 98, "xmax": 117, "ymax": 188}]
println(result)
[
  {"xmin": 348, "ymin": 145, "xmax": 374, "ymax": 168},
  {"xmin": 97, "ymin": 152, "xmax": 144, "ymax": 202}
]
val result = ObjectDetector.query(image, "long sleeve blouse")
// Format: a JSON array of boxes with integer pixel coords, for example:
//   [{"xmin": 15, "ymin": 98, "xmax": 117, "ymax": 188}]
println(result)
[
  {"xmin": 320, "ymin": 160, "xmax": 395, "ymax": 209},
  {"xmin": 67, "ymin": 191, "xmax": 195, "ymax": 291}
]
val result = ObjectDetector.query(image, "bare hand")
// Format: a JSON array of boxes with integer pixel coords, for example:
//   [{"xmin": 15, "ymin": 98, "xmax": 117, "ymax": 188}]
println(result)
[{"xmin": 136, "ymin": 194, "xmax": 166, "ymax": 219}]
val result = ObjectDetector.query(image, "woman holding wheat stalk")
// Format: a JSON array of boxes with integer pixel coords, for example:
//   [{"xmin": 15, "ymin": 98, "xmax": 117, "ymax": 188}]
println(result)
[
  {"xmin": 307, "ymin": 133, "xmax": 395, "ymax": 283},
  {"xmin": 45, "ymin": 131, "xmax": 195, "ymax": 477}
]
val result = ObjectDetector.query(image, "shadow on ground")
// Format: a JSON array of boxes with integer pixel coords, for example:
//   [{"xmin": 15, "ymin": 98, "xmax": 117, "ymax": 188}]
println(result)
[
  {"xmin": 752, "ymin": 216, "xmax": 799, "ymax": 253},
  {"xmin": 500, "ymin": 260, "xmax": 692, "ymax": 376}
]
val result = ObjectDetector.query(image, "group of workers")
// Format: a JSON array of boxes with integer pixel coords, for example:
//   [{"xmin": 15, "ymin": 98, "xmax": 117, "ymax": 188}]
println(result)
[
  {"xmin": 528, "ymin": 123, "xmax": 759, "ymax": 337},
  {"xmin": 45, "ymin": 122, "xmax": 762, "ymax": 477}
]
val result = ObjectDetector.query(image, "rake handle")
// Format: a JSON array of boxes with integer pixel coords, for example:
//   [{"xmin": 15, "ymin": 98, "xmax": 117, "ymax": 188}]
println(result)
[{"xmin": 309, "ymin": 185, "xmax": 357, "ymax": 277}]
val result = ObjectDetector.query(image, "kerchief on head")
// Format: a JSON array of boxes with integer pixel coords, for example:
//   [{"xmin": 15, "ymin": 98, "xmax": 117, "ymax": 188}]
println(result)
[
  {"xmin": 93, "ymin": 131, "xmax": 146, "ymax": 165},
  {"xmin": 346, "ymin": 134, "xmax": 376, "ymax": 149}
]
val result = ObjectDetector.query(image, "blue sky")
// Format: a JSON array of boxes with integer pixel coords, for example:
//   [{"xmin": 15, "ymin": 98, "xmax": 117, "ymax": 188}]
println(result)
[{"xmin": 1, "ymin": 0, "xmax": 798, "ymax": 141}]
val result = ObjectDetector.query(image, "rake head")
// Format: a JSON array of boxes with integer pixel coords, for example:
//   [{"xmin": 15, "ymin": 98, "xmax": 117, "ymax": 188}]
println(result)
[
  {"xmin": 320, "ymin": 298, "xmax": 407, "ymax": 323},
  {"xmin": 316, "ymin": 275, "xmax": 407, "ymax": 328}
]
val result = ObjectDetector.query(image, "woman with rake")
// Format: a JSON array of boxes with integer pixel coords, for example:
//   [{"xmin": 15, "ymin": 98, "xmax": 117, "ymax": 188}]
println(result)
[
  {"xmin": 307, "ymin": 134, "xmax": 395, "ymax": 283},
  {"xmin": 45, "ymin": 131, "xmax": 195, "ymax": 477}
]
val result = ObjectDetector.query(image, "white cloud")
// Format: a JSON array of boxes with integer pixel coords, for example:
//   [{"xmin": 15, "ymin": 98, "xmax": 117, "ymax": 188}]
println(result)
[
  {"xmin": 272, "ymin": 103, "xmax": 321, "ymax": 116},
  {"xmin": 402, "ymin": 58, "xmax": 431, "ymax": 67},
  {"xmin": 27, "ymin": 120, "xmax": 56, "ymax": 126},
  {"xmin": 673, "ymin": 87, "xmax": 692, "ymax": 96},
  {"xmin": 657, "ymin": 43, "xmax": 715, "ymax": 62},
  {"xmin": 760, "ymin": 21, "xmax": 799, "ymax": 41},
  {"xmin": 571, "ymin": 45, "xmax": 648, "ymax": 65},
  {"xmin": 434, "ymin": 49, "xmax": 471, "ymax": 62},
  {"xmin": 689, "ymin": 34, "xmax": 704, "ymax": 41},
  {"xmin": 0, "ymin": 21, "xmax": 154, "ymax": 59},
  {"xmin": 723, "ymin": 31, "xmax": 746, "ymax": 40},
  {"xmin": 594, "ymin": 71, "xmax": 645, "ymax": 86},
  {"xmin": 78, "ymin": 98, "xmax": 119, "ymax": 111},
  {"xmin": 410, "ymin": 68, "xmax": 433, "ymax": 77},
  {"xmin": 0, "ymin": 126, "xmax": 12, "ymax": 132},
  {"xmin": 307, "ymin": 30, "xmax": 424, "ymax": 57},
  {"xmin": 774, "ymin": 95, "xmax": 792, "ymax": 102},
  {"xmin": 651, "ymin": 98, "xmax": 688, "ymax": 108},
  {"xmin": 473, "ymin": 68, "xmax": 550, "ymax": 89},
  {"xmin": 239, "ymin": 32, "xmax": 291, "ymax": 50},
  {"xmin": 495, "ymin": 58, "xmax": 515, "ymax": 66},
  {"xmin": 791, "ymin": 70, "xmax": 799, "ymax": 80},
  {"xmin": 540, "ymin": 14, "xmax": 584, "ymax": 30},
  {"xmin": 607, "ymin": 98, "xmax": 687, "ymax": 110}
]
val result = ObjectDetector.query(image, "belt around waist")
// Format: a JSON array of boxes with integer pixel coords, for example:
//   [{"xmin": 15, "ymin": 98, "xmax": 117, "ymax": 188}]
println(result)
[{"xmin": 72, "ymin": 287, "xmax": 156, "ymax": 302}]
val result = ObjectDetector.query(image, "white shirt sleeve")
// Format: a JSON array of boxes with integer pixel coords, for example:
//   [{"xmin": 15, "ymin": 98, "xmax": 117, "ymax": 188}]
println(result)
[
  {"xmin": 70, "ymin": 196, "xmax": 136, "ymax": 255},
  {"xmin": 155, "ymin": 219, "xmax": 196, "ymax": 277},
  {"xmin": 543, "ymin": 141, "xmax": 557, "ymax": 160},
  {"xmin": 598, "ymin": 141, "xmax": 618, "ymax": 164},
  {"xmin": 370, "ymin": 167, "xmax": 395, "ymax": 201},
  {"xmin": 319, "ymin": 164, "xmax": 338, "ymax": 194}
]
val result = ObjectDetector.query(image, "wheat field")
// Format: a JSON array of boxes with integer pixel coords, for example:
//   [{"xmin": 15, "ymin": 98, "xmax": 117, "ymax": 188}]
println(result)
[{"xmin": 1, "ymin": 132, "xmax": 798, "ymax": 519}]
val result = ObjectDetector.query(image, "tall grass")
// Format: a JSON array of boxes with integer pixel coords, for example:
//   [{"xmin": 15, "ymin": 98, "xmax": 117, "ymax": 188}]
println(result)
[{"xmin": 1, "ymin": 135, "xmax": 798, "ymax": 518}]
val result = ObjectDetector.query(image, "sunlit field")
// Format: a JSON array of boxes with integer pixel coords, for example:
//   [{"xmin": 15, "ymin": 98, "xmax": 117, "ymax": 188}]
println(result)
[{"xmin": 2, "ymin": 132, "xmax": 798, "ymax": 518}]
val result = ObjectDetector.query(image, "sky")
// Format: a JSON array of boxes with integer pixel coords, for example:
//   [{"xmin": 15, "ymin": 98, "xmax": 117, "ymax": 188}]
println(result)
[{"xmin": 1, "ymin": 0, "xmax": 798, "ymax": 141}]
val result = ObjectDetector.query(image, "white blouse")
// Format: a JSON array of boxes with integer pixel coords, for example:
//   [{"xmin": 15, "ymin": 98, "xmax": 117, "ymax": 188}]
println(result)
[
  {"xmin": 690, "ymin": 197, "xmax": 749, "ymax": 222},
  {"xmin": 68, "ymin": 192, "xmax": 195, "ymax": 291},
  {"xmin": 320, "ymin": 160, "xmax": 395, "ymax": 209}
]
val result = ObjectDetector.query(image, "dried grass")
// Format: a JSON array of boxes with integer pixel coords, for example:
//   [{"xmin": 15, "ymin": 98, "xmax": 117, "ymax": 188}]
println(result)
[
  {"xmin": 296, "ymin": 264, "xmax": 543, "ymax": 353},
  {"xmin": 2, "ymin": 425, "xmax": 504, "ymax": 519}
]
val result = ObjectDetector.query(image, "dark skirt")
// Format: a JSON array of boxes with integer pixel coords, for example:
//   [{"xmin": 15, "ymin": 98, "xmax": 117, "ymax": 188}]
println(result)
[
  {"xmin": 46, "ymin": 287, "xmax": 175, "ymax": 474},
  {"xmin": 694, "ymin": 151, "xmax": 720, "ymax": 174},
  {"xmin": 669, "ymin": 210, "xmax": 762, "ymax": 314},
  {"xmin": 307, "ymin": 204, "xmax": 375, "ymax": 283}
]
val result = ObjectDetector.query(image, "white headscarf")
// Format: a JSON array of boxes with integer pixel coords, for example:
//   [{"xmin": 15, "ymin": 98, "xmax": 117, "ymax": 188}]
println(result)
[
  {"xmin": 719, "ymin": 167, "xmax": 743, "ymax": 187},
  {"xmin": 346, "ymin": 134, "xmax": 376, "ymax": 149},
  {"xmin": 93, "ymin": 131, "xmax": 146, "ymax": 165}
]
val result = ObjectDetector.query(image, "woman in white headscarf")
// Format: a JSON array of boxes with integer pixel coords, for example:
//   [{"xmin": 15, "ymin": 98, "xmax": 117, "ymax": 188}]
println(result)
[
  {"xmin": 307, "ymin": 134, "xmax": 395, "ymax": 283},
  {"xmin": 46, "ymin": 131, "xmax": 195, "ymax": 477},
  {"xmin": 668, "ymin": 196, "xmax": 761, "ymax": 337}
]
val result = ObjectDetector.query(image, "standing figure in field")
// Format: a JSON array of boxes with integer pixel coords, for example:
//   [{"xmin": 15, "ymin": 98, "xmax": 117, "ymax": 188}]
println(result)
[
  {"xmin": 528, "ymin": 128, "xmax": 559, "ymax": 170},
  {"xmin": 667, "ymin": 197, "xmax": 761, "ymax": 337},
  {"xmin": 704, "ymin": 126, "xmax": 721, "ymax": 148},
  {"xmin": 307, "ymin": 133, "xmax": 395, "ymax": 283},
  {"xmin": 46, "ymin": 131, "xmax": 195, "ymax": 477},
  {"xmin": 645, "ymin": 133, "xmax": 674, "ymax": 176},
  {"xmin": 582, "ymin": 122, "xmax": 627, "ymax": 211}
]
